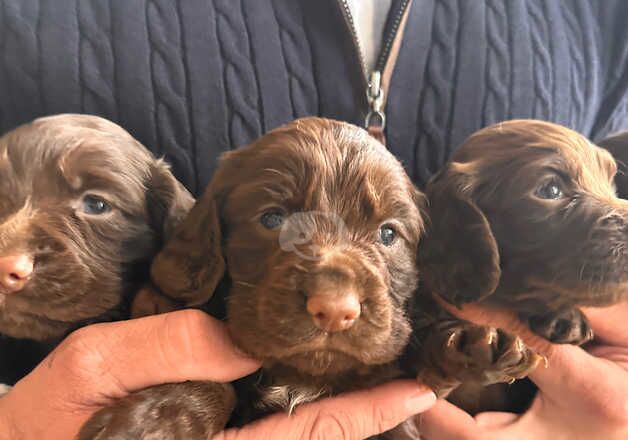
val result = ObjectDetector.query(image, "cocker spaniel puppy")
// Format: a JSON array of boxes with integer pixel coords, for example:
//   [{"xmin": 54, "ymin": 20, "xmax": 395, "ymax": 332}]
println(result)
[
  {"xmin": 81, "ymin": 117, "xmax": 539, "ymax": 439},
  {"xmin": 0, "ymin": 114, "xmax": 193, "ymax": 384},
  {"xmin": 415, "ymin": 119, "xmax": 628, "ymax": 412}
]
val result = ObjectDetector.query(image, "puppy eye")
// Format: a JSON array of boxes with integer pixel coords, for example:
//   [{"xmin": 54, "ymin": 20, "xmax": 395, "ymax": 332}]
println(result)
[
  {"xmin": 80, "ymin": 195, "xmax": 112, "ymax": 215},
  {"xmin": 536, "ymin": 180, "xmax": 564, "ymax": 200},
  {"xmin": 260, "ymin": 210, "xmax": 284, "ymax": 229},
  {"xmin": 379, "ymin": 225, "xmax": 396, "ymax": 246}
]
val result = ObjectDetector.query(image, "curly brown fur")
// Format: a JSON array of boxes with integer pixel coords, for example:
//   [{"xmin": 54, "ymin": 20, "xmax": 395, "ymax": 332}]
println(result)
[
  {"xmin": 80, "ymin": 117, "xmax": 428, "ymax": 439},
  {"xmin": 418, "ymin": 119, "xmax": 628, "ymax": 413},
  {"xmin": 0, "ymin": 114, "xmax": 193, "ymax": 382}
]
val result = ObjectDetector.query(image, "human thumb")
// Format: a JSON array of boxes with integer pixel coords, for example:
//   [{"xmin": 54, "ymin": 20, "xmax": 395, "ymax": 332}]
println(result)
[{"xmin": 215, "ymin": 380, "xmax": 436, "ymax": 440}]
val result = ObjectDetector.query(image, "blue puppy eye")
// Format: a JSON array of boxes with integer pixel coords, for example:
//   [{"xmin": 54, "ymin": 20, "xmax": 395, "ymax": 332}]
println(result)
[
  {"xmin": 379, "ymin": 225, "xmax": 396, "ymax": 246},
  {"xmin": 536, "ymin": 181, "xmax": 563, "ymax": 200},
  {"xmin": 260, "ymin": 211, "xmax": 284, "ymax": 229},
  {"xmin": 81, "ymin": 195, "xmax": 111, "ymax": 215}
]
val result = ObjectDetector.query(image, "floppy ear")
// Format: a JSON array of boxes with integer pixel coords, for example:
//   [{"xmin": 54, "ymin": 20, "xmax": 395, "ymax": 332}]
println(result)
[
  {"xmin": 598, "ymin": 131, "xmax": 628, "ymax": 198},
  {"xmin": 149, "ymin": 181, "xmax": 225, "ymax": 306},
  {"xmin": 147, "ymin": 147, "xmax": 250, "ymax": 306},
  {"xmin": 146, "ymin": 160, "xmax": 196, "ymax": 242},
  {"xmin": 418, "ymin": 167, "xmax": 501, "ymax": 306}
]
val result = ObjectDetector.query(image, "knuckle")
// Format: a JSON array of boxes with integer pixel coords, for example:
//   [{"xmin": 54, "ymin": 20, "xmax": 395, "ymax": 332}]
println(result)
[
  {"xmin": 580, "ymin": 378, "xmax": 628, "ymax": 425},
  {"xmin": 177, "ymin": 309, "xmax": 213, "ymax": 335},
  {"xmin": 371, "ymin": 403, "xmax": 397, "ymax": 434},
  {"xmin": 307, "ymin": 409, "xmax": 352, "ymax": 440},
  {"xmin": 54, "ymin": 326, "xmax": 109, "ymax": 374},
  {"xmin": 599, "ymin": 393, "xmax": 628, "ymax": 425}
]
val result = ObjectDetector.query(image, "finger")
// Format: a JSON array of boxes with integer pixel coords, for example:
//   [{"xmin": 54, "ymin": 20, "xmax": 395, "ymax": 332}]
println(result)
[
  {"xmin": 35, "ymin": 310, "xmax": 261, "ymax": 399},
  {"xmin": 437, "ymin": 299, "xmax": 628, "ymax": 421},
  {"xmin": 528, "ymin": 343, "xmax": 628, "ymax": 424},
  {"xmin": 474, "ymin": 411, "xmax": 519, "ymax": 429},
  {"xmin": 418, "ymin": 399, "xmax": 481, "ymax": 440},
  {"xmin": 583, "ymin": 303, "xmax": 628, "ymax": 347},
  {"xmin": 215, "ymin": 380, "xmax": 436, "ymax": 440}
]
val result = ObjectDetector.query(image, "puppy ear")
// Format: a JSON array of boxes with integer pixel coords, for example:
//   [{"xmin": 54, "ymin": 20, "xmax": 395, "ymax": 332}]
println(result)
[
  {"xmin": 150, "ymin": 182, "xmax": 225, "ymax": 306},
  {"xmin": 598, "ymin": 131, "xmax": 628, "ymax": 198},
  {"xmin": 418, "ymin": 167, "xmax": 501, "ymax": 306},
  {"xmin": 148, "ymin": 148, "xmax": 250, "ymax": 306},
  {"xmin": 146, "ymin": 160, "xmax": 195, "ymax": 242}
]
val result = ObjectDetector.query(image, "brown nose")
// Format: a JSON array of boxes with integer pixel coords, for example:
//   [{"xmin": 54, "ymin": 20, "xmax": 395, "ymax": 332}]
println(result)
[
  {"xmin": 0, "ymin": 255, "xmax": 34, "ymax": 293},
  {"xmin": 306, "ymin": 290, "xmax": 361, "ymax": 332}
]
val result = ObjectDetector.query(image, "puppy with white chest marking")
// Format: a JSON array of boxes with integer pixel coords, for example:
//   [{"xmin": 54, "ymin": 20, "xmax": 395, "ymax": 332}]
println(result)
[
  {"xmin": 414, "ymin": 119, "xmax": 628, "ymax": 413},
  {"xmin": 80, "ymin": 117, "xmax": 540, "ymax": 440},
  {"xmin": 0, "ymin": 114, "xmax": 193, "ymax": 385}
]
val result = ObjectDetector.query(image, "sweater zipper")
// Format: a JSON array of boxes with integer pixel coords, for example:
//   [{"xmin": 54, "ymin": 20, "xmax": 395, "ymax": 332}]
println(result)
[{"xmin": 337, "ymin": 0, "xmax": 411, "ymax": 142}]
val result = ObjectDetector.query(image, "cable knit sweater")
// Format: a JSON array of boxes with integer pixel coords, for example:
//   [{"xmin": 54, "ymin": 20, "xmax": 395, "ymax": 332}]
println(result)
[{"xmin": 0, "ymin": 0, "xmax": 627, "ymax": 194}]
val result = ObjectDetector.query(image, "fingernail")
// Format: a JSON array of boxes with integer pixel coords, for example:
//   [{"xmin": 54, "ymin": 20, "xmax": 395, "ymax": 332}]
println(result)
[{"xmin": 405, "ymin": 387, "xmax": 437, "ymax": 413}]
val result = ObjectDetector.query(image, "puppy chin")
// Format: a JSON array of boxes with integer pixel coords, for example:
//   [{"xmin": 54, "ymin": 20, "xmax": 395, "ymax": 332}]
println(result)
[
  {"xmin": 0, "ymin": 309, "xmax": 70, "ymax": 341},
  {"xmin": 279, "ymin": 350, "xmax": 362, "ymax": 376}
]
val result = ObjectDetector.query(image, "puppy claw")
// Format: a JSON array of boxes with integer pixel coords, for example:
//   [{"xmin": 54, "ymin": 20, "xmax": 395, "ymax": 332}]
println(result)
[
  {"xmin": 447, "ymin": 331, "xmax": 458, "ymax": 348},
  {"xmin": 422, "ymin": 322, "xmax": 540, "ymax": 391}
]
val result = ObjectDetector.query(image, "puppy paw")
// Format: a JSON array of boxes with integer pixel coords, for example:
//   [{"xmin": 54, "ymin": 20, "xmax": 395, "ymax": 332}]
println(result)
[
  {"xmin": 526, "ymin": 308, "xmax": 593, "ymax": 345},
  {"xmin": 419, "ymin": 323, "xmax": 542, "ymax": 396},
  {"xmin": 78, "ymin": 381, "xmax": 235, "ymax": 440}
]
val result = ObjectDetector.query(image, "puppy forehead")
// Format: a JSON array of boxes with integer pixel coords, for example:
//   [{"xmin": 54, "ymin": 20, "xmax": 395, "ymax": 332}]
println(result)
[
  {"xmin": 1, "ymin": 117, "xmax": 152, "ymax": 190},
  {"xmin": 243, "ymin": 120, "xmax": 414, "ymax": 213},
  {"xmin": 457, "ymin": 120, "xmax": 616, "ymax": 186}
]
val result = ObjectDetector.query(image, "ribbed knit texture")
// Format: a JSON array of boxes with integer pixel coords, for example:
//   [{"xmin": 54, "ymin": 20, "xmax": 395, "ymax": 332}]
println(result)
[{"xmin": 1, "ymin": 0, "xmax": 627, "ymax": 192}]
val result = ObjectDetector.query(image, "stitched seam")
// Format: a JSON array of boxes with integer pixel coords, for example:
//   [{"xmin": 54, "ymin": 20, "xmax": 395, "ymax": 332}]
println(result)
[
  {"xmin": 109, "ymin": 0, "xmax": 119, "ymax": 123},
  {"xmin": 528, "ymin": 0, "xmax": 552, "ymax": 120},
  {"xmin": 212, "ymin": 2, "xmax": 232, "ymax": 149},
  {"xmin": 270, "ymin": 0, "xmax": 296, "ymax": 120},
  {"xmin": 483, "ymin": 0, "xmax": 510, "ymax": 127},
  {"xmin": 175, "ymin": 0, "xmax": 198, "ymax": 192},
  {"xmin": 240, "ymin": 0, "xmax": 265, "ymax": 133},
  {"xmin": 144, "ymin": 0, "xmax": 160, "ymax": 155},
  {"xmin": 299, "ymin": 3, "xmax": 321, "ymax": 115}
]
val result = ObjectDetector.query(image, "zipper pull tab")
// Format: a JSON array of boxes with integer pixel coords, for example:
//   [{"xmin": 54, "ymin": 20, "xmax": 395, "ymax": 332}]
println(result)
[{"xmin": 365, "ymin": 71, "xmax": 386, "ymax": 145}]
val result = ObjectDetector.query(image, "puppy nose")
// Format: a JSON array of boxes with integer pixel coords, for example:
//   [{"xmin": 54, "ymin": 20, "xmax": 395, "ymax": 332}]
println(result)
[
  {"xmin": 306, "ymin": 291, "xmax": 361, "ymax": 332},
  {"xmin": 0, "ymin": 255, "xmax": 34, "ymax": 293}
]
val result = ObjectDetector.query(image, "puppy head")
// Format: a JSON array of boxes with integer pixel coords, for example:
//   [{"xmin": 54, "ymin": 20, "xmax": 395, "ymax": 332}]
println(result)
[
  {"xmin": 421, "ymin": 120, "xmax": 628, "ymax": 314},
  {"xmin": 0, "ymin": 114, "xmax": 193, "ymax": 340},
  {"xmin": 154, "ymin": 117, "xmax": 425, "ymax": 376}
]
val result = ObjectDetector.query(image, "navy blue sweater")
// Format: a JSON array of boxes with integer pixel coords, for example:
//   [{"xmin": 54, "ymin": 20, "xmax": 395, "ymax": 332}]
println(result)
[{"xmin": 1, "ymin": 0, "xmax": 627, "ymax": 194}]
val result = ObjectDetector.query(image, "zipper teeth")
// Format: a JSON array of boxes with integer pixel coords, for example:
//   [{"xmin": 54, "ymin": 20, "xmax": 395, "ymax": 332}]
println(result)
[
  {"xmin": 375, "ymin": 0, "xmax": 411, "ymax": 73},
  {"xmin": 338, "ymin": 0, "xmax": 368, "ymax": 84}
]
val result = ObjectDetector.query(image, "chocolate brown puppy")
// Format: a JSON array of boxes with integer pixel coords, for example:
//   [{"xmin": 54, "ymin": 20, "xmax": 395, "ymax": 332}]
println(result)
[
  {"xmin": 0, "ymin": 114, "xmax": 193, "ymax": 384},
  {"xmin": 81, "ymin": 117, "xmax": 538, "ymax": 439},
  {"xmin": 417, "ymin": 119, "xmax": 628, "ymax": 412}
]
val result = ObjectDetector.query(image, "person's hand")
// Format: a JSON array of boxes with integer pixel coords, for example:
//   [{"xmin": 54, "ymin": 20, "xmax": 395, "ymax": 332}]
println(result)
[
  {"xmin": 0, "ymin": 310, "xmax": 436, "ymax": 439},
  {"xmin": 418, "ymin": 302, "xmax": 628, "ymax": 439}
]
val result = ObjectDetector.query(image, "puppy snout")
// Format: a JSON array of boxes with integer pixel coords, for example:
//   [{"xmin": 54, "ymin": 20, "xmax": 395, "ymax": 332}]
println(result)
[
  {"xmin": 306, "ymin": 290, "xmax": 361, "ymax": 332},
  {"xmin": 0, "ymin": 254, "xmax": 34, "ymax": 293}
]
